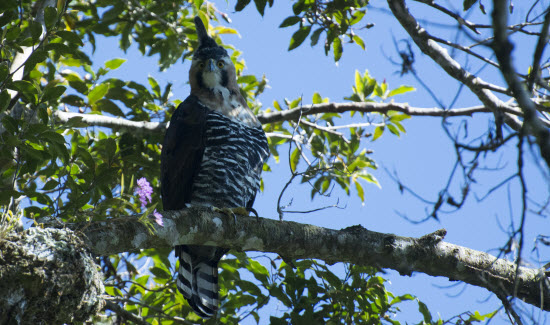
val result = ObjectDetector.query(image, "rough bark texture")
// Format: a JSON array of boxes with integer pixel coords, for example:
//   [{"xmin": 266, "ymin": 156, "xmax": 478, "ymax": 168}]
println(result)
[
  {"xmin": 75, "ymin": 208, "xmax": 550, "ymax": 311},
  {"xmin": 0, "ymin": 228, "xmax": 104, "ymax": 324}
]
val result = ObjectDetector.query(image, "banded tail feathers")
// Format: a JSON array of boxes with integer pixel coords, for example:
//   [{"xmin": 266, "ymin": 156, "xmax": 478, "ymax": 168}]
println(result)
[{"xmin": 175, "ymin": 245, "xmax": 227, "ymax": 318}]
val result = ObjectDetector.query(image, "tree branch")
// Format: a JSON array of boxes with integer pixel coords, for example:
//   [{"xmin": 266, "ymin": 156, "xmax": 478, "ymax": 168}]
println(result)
[
  {"xmin": 492, "ymin": 0, "xmax": 550, "ymax": 169},
  {"xmin": 7, "ymin": 0, "xmax": 57, "ymax": 99},
  {"xmin": 52, "ymin": 111, "xmax": 167, "ymax": 135},
  {"xmin": 52, "ymin": 102, "xmax": 519, "ymax": 135},
  {"xmin": 73, "ymin": 208, "xmax": 550, "ymax": 311},
  {"xmin": 387, "ymin": 0, "xmax": 524, "ymax": 131}
]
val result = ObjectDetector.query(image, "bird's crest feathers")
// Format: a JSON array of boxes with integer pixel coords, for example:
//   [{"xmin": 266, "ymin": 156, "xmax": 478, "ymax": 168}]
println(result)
[{"xmin": 194, "ymin": 16, "xmax": 219, "ymax": 50}]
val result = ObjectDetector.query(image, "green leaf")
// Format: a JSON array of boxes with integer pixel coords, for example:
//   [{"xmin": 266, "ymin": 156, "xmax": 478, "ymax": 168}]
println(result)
[
  {"xmin": 77, "ymin": 146, "xmax": 95, "ymax": 169},
  {"xmin": 389, "ymin": 113, "xmax": 410, "ymax": 122},
  {"xmin": 5, "ymin": 26, "xmax": 20, "ymax": 41},
  {"xmin": 310, "ymin": 28, "xmax": 323, "ymax": 46},
  {"xmin": 354, "ymin": 180, "xmax": 365, "ymax": 202},
  {"xmin": 29, "ymin": 21, "xmax": 42, "ymax": 41},
  {"xmin": 467, "ymin": 310, "xmax": 497, "ymax": 321},
  {"xmin": 42, "ymin": 86, "xmax": 66, "ymax": 102},
  {"xmin": 41, "ymin": 180, "xmax": 59, "ymax": 191},
  {"xmin": 104, "ymin": 58, "xmax": 126, "ymax": 70},
  {"xmin": 24, "ymin": 50, "xmax": 48, "ymax": 71},
  {"xmin": 390, "ymin": 293, "xmax": 415, "ymax": 305},
  {"xmin": 238, "ymin": 75, "xmax": 257, "ymax": 84},
  {"xmin": 44, "ymin": 7, "xmax": 58, "ymax": 30},
  {"xmin": 2, "ymin": 115, "xmax": 18, "ymax": 133},
  {"xmin": 387, "ymin": 124, "xmax": 399, "ymax": 136},
  {"xmin": 148, "ymin": 76, "xmax": 161, "ymax": 97},
  {"xmin": 333, "ymin": 37, "xmax": 343, "ymax": 62},
  {"xmin": 463, "ymin": 0, "xmax": 477, "ymax": 11},
  {"xmin": 387, "ymin": 85, "xmax": 415, "ymax": 97},
  {"xmin": 42, "ymin": 131, "xmax": 65, "ymax": 144},
  {"xmin": 312, "ymin": 92, "xmax": 323, "ymax": 104},
  {"xmin": 372, "ymin": 125, "xmax": 384, "ymax": 141},
  {"xmin": 350, "ymin": 10, "xmax": 366, "ymax": 25},
  {"xmin": 235, "ymin": 0, "xmax": 252, "ymax": 12},
  {"xmin": 105, "ymin": 138, "xmax": 117, "ymax": 160},
  {"xmin": 288, "ymin": 26, "xmax": 311, "ymax": 51},
  {"xmin": 12, "ymin": 80, "xmax": 38, "ymax": 102},
  {"xmin": 353, "ymin": 35, "xmax": 365, "ymax": 50},
  {"xmin": 94, "ymin": 99, "xmax": 124, "ymax": 116},
  {"xmin": 56, "ymin": 30, "xmax": 83, "ymax": 46},
  {"xmin": 0, "ymin": 90, "xmax": 10, "ymax": 113},
  {"xmin": 254, "ymin": 0, "xmax": 268, "ymax": 15},
  {"xmin": 280, "ymin": 16, "xmax": 301, "ymax": 28},
  {"xmin": 0, "ymin": 190, "xmax": 22, "ymax": 205},
  {"xmin": 88, "ymin": 83, "xmax": 109, "ymax": 105},
  {"xmin": 269, "ymin": 286, "xmax": 292, "ymax": 307},
  {"xmin": 0, "ymin": 63, "xmax": 9, "ymax": 82},
  {"xmin": 150, "ymin": 266, "xmax": 171, "ymax": 279},
  {"xmin": 417, "ymin": 300, "xmax": 432, "ymax": 323},
  {"xmin": 246, "ymin": 259, "xmax": 270, "ymax": 284},
  {"xmin": 290, "ymin": 147, "xmax": 300, "ymax": 172},
  {"xmin": 292, "ymin": 0, "xmax": 306, "ymax": 15}
]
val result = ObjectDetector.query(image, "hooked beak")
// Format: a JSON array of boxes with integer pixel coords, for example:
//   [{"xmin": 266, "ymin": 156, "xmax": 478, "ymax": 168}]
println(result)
[{"xmin": 206, "ymin": 59, "xmax": 216, "ymax": 72}]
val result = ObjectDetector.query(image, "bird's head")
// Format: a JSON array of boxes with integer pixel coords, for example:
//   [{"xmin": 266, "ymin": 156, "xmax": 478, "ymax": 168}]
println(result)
[{"xmin": 189, "ymin": 17, "xmax": 237, "ymax": 92}]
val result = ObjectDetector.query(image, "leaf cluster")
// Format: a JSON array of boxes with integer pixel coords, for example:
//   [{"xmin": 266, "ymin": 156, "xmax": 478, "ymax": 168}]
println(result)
[{"xmin": 236, "ymin": 0, "xmax": 371, "ymax": 61}]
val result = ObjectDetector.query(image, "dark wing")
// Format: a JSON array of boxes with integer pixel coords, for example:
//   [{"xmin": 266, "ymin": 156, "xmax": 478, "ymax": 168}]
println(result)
[{"xmin": 161, "ymin": 95, "xmax": 207, "ymax": 210}]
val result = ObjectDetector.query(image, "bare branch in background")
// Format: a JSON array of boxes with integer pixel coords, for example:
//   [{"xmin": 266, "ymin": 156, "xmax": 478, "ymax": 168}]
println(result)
[
  {"xmin": 387, "ymin": 0, "xmax": 523, "ymax": 132},
  {"xmin": 492, "ymin": 0, "xmax": 550, "ymax": 169}
]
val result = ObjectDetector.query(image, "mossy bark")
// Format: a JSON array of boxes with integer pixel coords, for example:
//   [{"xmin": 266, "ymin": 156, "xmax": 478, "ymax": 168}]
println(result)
[{"xmin": 0, "ymin": 228, "xmax": 104, "ymax": 324}]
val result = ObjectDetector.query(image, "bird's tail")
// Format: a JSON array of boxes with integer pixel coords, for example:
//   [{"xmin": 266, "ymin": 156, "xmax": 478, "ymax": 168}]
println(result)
[{"xmin": 175, "ymin": 245, "xmax": 221, "ymax": 318}]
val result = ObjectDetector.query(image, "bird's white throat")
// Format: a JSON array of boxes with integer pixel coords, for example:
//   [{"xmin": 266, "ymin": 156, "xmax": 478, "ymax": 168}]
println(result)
[{"xmin": 202, "ymin": 71, "xmax": 220, "ymax": 88}]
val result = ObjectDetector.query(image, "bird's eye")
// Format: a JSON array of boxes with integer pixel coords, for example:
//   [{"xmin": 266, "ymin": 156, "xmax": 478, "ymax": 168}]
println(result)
[
  {"xmin": 217, "ymin": 61, "xmax": 225, "ymax": 68},
  {"xmin": 198, "ymin": 62, "xmax": 205, "ymax": 69}
]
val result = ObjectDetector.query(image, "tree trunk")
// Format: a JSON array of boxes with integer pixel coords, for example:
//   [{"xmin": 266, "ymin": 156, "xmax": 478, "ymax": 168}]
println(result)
[{"xmin": 0, "ymin": 228, "xmax": 104, "ymax": 324}]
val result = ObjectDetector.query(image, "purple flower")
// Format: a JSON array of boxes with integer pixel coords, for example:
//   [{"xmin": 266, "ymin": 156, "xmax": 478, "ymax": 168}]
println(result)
[
  {"xmin": 135, "ymin": 177, "xmax": 153, "ymax": 209},
  {"xmin": 135, "ymin": 178, "xmax": 164, "ymax": 227},
  {"xmin": 153, "ymin": 210, "xmax": 164, "ymax": 227}
]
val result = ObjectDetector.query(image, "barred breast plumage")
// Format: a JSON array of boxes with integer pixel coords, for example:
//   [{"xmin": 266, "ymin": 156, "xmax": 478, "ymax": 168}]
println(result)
[{"xmin": 190, "ymin": 111, "xmax": 268, "ymax": 207}]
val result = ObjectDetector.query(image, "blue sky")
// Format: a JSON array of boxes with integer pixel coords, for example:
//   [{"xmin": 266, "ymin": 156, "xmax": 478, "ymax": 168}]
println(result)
[{"xmin": 84, "ymin": 0, "xmax": 549, "ymax": 323}]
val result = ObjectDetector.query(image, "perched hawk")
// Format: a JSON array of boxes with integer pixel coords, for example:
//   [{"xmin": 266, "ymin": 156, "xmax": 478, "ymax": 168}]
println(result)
[{"xmin": 160, "ymin": 17, "xmax": 269, "ymax": 318}]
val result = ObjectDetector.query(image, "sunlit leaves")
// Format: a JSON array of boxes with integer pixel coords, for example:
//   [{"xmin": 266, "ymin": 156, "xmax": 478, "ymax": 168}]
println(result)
[
  {"xmin": 333, "ymin": 36, "xmax": 343, "ymax": 61},
  {"xmin": 104, "ymin": 58, "xmax": 126, "ymax": 70},
  {"xmin": 268, "ymin": 0, "xmax": 370, "ymax": 60},
  {"xmin": 87, "ymin": 83, "xmax": 109, "ymax": 105},
  {"xmin": 388, "ymin": 85, "xmax": 415, "ymax": 97},
  {"xmin": 343, "ymin": 70, "xmax": 412, "ymax": 140}
]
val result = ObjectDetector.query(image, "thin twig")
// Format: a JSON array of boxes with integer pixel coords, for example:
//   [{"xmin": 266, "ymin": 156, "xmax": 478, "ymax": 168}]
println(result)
[
  {"xmin": 413, "ymin": 0, "xmax": 481, "ymax": 34},
  {"xmin": 528, "ymin": 8, "xmax": 550, "ymax": 91}
]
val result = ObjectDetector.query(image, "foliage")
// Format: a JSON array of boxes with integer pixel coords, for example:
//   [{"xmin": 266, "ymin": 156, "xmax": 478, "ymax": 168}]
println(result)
[
  {"xmin": 236, "ymin": 0, "xmax": 371, "ymax": 61},
  {"xmin": 0, "ymin": 0, "xmax": 497, "ymax": 324}
]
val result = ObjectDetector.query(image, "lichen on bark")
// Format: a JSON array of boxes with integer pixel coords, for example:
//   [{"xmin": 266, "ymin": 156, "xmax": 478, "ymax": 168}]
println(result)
[{"xmin": 0, "ymin": 227, "xmax": 104, "ymax": 324}]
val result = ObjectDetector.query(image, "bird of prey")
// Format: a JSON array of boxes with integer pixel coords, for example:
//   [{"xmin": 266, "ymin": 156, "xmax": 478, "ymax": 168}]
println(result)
[{"xmin": 160, "ymin": 17, "xmax": 269, "ymax": 318}]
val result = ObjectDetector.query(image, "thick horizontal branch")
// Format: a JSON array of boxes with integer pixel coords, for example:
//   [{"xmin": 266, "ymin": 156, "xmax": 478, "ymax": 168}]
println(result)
[
  {"xmin": 52, "ymin": 102, "xmax": 512, "ymax": 135},
  {"xmin": 75, "ymin": 208, "xmax": 550, "ymax": 311}
]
